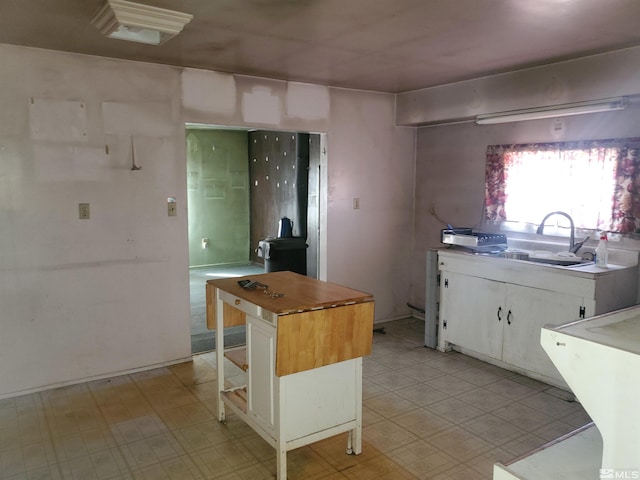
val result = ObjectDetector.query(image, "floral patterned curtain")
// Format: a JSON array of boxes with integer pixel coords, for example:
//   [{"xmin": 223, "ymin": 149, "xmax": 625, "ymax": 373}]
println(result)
[
  {"xmin": 613, "ymin": 140, "xmax": 640, "ymax": 232},
  {"xmin": 485, "ymin": 138, "xmax": 640, "ymax": 233}
]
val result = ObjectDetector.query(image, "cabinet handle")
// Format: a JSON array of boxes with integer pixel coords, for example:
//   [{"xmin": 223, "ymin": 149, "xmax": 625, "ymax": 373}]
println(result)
[
  {"xmin": 497, "ymin": 306, "xmax": 502, "ymax": 322},
  {"xmin": 507, "ymin": 310, "xmax": 512, "ymax": 325},
  {"xmin": 235, "ymin": 299, "xmax": 241, "ymax": 306}
]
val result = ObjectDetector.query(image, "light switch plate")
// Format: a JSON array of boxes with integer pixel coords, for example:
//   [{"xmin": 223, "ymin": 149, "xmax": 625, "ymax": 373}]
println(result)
[{"xmin": 79, "ymin": 203, "xmax": 90, "ymax": 219}]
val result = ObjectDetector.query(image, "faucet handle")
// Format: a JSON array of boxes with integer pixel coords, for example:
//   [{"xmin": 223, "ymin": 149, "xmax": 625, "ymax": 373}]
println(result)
[{"xmin": 570, "ymin": 236, "xmax": 590, "ymax": 254}]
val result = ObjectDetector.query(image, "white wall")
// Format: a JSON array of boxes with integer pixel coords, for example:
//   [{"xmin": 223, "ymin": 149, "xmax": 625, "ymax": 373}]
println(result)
[
  {"xmin": 0, "ymin": 45, "xmax": 416, "ymax": 398},
  {"xmin": 327, "ymin": 88, "xmax": 416, "ymax": 321},
  {"xmin": 0, "ymin": 45, "xmax": 191, "ymax": 398}
]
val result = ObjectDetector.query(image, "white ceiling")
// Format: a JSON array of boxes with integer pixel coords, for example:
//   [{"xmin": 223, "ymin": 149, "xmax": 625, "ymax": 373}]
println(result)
[{"xmin": 2, "ymin": 0, "xmax": 640, "ymax": 93}]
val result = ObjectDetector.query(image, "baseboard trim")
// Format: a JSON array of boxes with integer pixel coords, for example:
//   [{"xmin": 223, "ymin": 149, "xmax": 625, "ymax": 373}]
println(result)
[{"xmin": 0, "ymin": 355, "xmax": 193, "ymax": 401}]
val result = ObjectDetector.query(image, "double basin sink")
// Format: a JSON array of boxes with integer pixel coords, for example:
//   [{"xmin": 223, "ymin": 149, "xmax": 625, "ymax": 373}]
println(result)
[{"xmin": 501, "ymin": 250, "xmax": 593, "ymax": 267}]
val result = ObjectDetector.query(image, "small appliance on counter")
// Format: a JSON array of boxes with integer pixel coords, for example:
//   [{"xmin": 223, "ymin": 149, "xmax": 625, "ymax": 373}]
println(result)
[{"xmin": 440, "ymin": 228, "xmax": 507, "ymax": 253}]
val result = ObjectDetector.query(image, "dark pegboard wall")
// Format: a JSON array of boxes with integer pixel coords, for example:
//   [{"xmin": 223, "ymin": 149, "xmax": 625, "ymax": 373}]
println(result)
[{"xmin": 249, "ymin": 131, "xmax": 311, "ymax": 267}]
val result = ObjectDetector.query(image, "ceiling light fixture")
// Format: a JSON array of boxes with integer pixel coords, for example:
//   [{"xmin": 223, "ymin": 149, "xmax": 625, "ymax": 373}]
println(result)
[
  {"xmin": 92, "ymin": 0, "xmax": 193, "ymax": 46},
  {"xmin": 475, "ymin": 97, "xmax": 628, "ymax": 125}
]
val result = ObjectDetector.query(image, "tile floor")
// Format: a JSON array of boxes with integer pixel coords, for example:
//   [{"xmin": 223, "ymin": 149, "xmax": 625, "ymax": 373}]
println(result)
[{"xmin": 0, "ymin": 318, "xmax": 590, "ymax": 479}]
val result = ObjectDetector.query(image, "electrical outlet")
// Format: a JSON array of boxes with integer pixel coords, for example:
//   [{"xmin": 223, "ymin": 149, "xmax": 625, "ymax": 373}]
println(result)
[
  {"xmin": 79, "ymin": 203, "xmax": 90, "ymax": 219},
  {"xmin": 201, "ymin": 238, "xmax": 209, "ymax": 249},
  {"xmin": 167, "ymin": 197, "xmax": 177, "ymax": 217},
  {"xmin": 353, "ymin": 197, "xmax": 360, "ymax": 210}
]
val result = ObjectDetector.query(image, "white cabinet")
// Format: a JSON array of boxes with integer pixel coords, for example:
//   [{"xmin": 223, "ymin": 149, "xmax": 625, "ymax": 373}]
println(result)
[
  {"xmin": 501, "ymin": 284, "xmax": 587, "ymax": 382},
  {"xmin": 440, "ymin": 272, "xmax": 504, "ymax": 360},
  {"xmin": 438, "ymin": 250, "xmax": 637, "ymax": 387},
  {"xmin": 246, "ymin": 316, "xmax": 276, "ymax": 434}
]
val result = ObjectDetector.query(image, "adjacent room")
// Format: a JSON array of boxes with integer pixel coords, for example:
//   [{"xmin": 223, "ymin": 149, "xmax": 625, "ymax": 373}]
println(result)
[{"xmin": 1, "ymin": 1, "xmax": 640, "ymax": 479}]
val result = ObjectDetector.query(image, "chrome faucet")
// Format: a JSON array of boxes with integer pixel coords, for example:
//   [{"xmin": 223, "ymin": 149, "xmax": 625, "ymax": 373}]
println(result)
[{"xmin": 536, "ymin": 211, "xmax": 587, "ymax": 254}]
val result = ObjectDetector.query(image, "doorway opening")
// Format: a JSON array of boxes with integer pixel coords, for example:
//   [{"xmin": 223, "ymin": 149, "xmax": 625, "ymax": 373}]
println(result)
[{"xmin": 186, "ymin": 125, "xmax": 324, "ymax": 354}]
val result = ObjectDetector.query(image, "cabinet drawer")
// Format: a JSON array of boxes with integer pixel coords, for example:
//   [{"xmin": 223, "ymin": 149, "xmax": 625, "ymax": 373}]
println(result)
[{"xmin": 218, "ymin": 289, "xmax": 260, "ymax": 318}]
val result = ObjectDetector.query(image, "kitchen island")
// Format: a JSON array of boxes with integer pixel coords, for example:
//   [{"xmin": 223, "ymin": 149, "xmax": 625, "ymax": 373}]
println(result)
[{"xmin": 206, "ymin": 271, "xmax": 374, "ymax": 480}]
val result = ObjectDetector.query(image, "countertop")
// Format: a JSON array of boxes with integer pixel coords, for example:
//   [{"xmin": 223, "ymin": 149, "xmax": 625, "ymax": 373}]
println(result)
[{"xmin": 207, "ymin": 270, "xmax": 374, "ymax": 315}]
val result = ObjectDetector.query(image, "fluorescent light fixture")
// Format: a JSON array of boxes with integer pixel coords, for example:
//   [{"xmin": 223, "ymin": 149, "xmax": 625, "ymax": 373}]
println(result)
[
  {"xmin": 475, "ymin": 97, "xmax": 628, "ymax": 125},
  {"xmin": 92, "ymin": 0, "xmax": 193, "ymax": 45}
]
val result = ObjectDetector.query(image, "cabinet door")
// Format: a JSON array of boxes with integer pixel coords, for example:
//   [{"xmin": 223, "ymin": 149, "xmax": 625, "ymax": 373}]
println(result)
[
  {"xmin": 502, "ymin": 284, "xmax": 584, "ymax": 382},
  {"xmin": 246, "ymin": 316, "xmax": 276, "ymax": 435},
  {"xmin": 440, "ymin": 272, "xmax": 504, "ymax": 360}
]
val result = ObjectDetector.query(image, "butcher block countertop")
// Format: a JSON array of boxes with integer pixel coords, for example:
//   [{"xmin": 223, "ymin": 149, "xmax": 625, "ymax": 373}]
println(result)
[
  {"xmin": 207, "ymin": 271, "xmax": 375, "ymax": 376},
  {"xmin": 207, "ymin": 270, "xmax": 374, "ymax": 315}
]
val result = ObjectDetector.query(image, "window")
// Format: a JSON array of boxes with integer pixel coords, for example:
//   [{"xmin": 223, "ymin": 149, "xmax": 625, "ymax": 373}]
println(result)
[{"xmin": 485, "ymin": 138, "xmax": 640, "ymax": 234}]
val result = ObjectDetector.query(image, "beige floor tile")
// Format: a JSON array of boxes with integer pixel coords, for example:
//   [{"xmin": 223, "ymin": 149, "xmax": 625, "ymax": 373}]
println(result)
[
  {"xmin": 519, "ymin": 391, "xmax": 582, "ymax": 418},
  {"xmin": 91, "ymin": 383, "xmax": 147, "ymax": 408},
  {"xmin": 499, "ymin": 432, "xmax": 548, "ymax": 459},
  {"xmin": 362, "ymin": 405, "xmax": 385, "ymax": 426},
  {"xmin": 186, "ymin": 383, "xmax": 219, "ymax": 413},
  {"xmin": 59, "ymin": 447, "xmax": 129, "ymax": 479},
  {"xmin": 139, "ymin": 384, "xmax": 200, "ymax": 412},
  {"xmin": 492, "ymin": 402, "xmax": 555, "ymax": 432},
  {"xmin": 189, "ymin": 441, "xmax": 259, "ymax": 478},
  {"xmin": 129, "ymin": 455, "xmax": 203, "ymax": 480},
  {"xmin": 339, "ymin": 455, "xmax": 417, "ymax": 479},
  {"xmin": 362, "ymin": 359, "xmax": 393, "ymax": 378},
  {"xmin": 23, "ymin": 442, "xmax": 58, "ymax": 471},
  {"xmin": 395, "ymin": 383, "xmax": 450, "ymax": 407},
  {"xmin": 460, "ymin": 413, "xmax": 525, "ymax": 446},
  {"xmin": 309, "ymin": 434, "xmax": 372, "ymax": 471},
  {"xmin": 0, "ymin": 318, "xmax": 591, "ymax": 480},
  {"xmin": 279, "ymin": 446, "xmax": 335, "ymax": 480},
  {"xmin": 483, "ymin": 378, "xmax": 541, "ymax": 400},
  {"xmin": 365, "ymin": 392, "xmax": 417, "ymax": 419},
  {"xmin": 109, "ymin": 415, "xmax": 169, "ymax": 445},
  {"xmin": 168, "ymin": 360, "xmax": 216, "ymax": 388},
  {"xmin": 362, "ymin": 379, "xmax": 387, "ymax": 400},
  {"xmin": 451, "ymin": 367, "xmax": 507, "ymax": 386},
  {"xmin": 426, "ymin": 375, "xmax": 477, "ymax": 396},
  {"xmin": 362, "ymin": 419, "xmax": 419, "ymax": 453},
  {"xmin": 426, "ymin": 426, "xmax": 492, "ymax": 463},
  {"xmin": 368, "ymin": 371, "xmax": 417, "ymax": 391},
  {"xmin": 215, "ymin": 462, "xmax": 275, "ymax": 480},
  {"xmin": 562, "ymin": 407, "xmax": 592, "ymax": 428},
  {"xmin": 424, "ymin": 398, "xmax": 484, "ymax": 425},
  {"xmin": 99, "ymin": 400, "xmax": 156, "ymax": 426},
  {"xmin": 392, "ymin": 408, "xmax": 454, "ymax": 439},
  {"xmin": 465, "ymin": 447, "xmax": 512, "ymax": 478},
  {"xmin": 389, "ymin": 439, "xmax": 457, "ymax": 478},
  {"xmin": 172, "ymin": 420, "xmax": 236, "ymax": 453},
  {"xmin": 532, "ymin": 420, "xmax": 580, "ymax": 442},
  {"xmin": 395, "ymin": 362, "xmax": 446, "ymax": 382},
  {"xmin": 156, "ymin": 404, "xmax": 214, "ymax": 431},
  {"xmin": 120, "ymin": 433, "xmax": 184, "ymax": 470},
  {"xmin": 457, "ymin": 387, "xmax": 512, "ymax": 412}
]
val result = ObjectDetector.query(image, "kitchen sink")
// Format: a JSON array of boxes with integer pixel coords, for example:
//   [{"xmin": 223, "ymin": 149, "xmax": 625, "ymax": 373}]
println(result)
[{"xmin": 527, "ymin": 257, "xmax": 592, "ymax": 267}]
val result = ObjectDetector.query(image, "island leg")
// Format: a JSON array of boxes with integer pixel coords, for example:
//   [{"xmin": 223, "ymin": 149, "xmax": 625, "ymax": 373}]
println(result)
[{"xmin": 215, "ymin": 291, "xmax": 226, "ymax": 422}]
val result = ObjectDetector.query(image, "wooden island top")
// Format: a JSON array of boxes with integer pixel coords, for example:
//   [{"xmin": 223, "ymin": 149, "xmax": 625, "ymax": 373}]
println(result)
[
  {"xmin": 207, "ymin": 270, "xmax": 375, "ymax": 376},
  {"xmin": 207, "ymin": 270, "xmax": 373, "ymax": 315}
]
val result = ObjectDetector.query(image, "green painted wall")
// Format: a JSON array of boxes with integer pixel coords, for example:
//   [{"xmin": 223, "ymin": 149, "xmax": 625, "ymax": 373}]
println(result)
[{"xmin": 186, "ymin": 129, "xmax": 250, "ymax": 267}]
